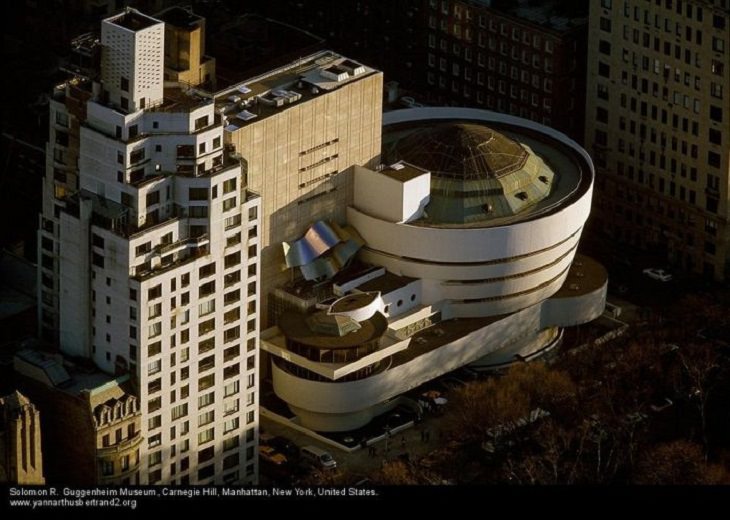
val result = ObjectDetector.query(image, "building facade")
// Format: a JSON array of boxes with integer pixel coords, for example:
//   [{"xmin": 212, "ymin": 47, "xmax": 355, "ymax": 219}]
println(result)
[
  {"xmin": 254, "ymin": 0, "xmax": 587, "ymax": 141},
  {"xmin": 217, "ymin": 52, "xmax": 383, "ymax": 325},
  {"xmin": 13, "ymin": 351, "xmax": 142, "ymax": 486},
  {"xmin": 585, "ymin": 0, "xmax": 730, "ymax": 280},
  {"xmin": 416, "ymin": 0, "xmax": 588, "ymax": 141},
  {"xmin": 36, "ymin": 9, "xmax": 260, "ymax": 485},
  {"xmin": 0, "ymin": 391, "xmax": 45, "ymax": 485}
]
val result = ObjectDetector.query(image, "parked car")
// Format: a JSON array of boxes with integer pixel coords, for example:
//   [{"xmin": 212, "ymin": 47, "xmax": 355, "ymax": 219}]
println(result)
[
  {"xmin": 300, "ymin": 445, "xmax": 337, "ymax": 470},
  {"xmin": 269, "ymin": 436, "xmax": 299, "ymax": 459},
  {"xmin": 642, "ymin": 268, "xmax": 672, "ymax": 282},
  {"xmin": 259, "ymin": 445, "xmax": 287, "ymax": 466}
]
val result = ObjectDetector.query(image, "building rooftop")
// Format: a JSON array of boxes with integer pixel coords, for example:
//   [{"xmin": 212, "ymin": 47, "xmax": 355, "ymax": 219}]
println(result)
[
  {"xmin": 392, "ymin": 315, "xmax": 501, "ymax": 367},
  {"xmin": 382, "ymin": 117, "xmax": 591, "ymax": 229},
  {"xmin": 14, "ymin": 348, "xmax": 132, "ymax": 401},
  {"xmin": 153, "ymin": 86, "xmax": 213, "ymax": 114},
  {"xmin": 379, "ymin": 161, "xmax": 429, "ymax": 183},
  {"xmin": 330, "ymin": 292, "xmax": 380, "ymax": 314},
  {"xmin": 358, "ymin": 271, "xmax": 417, "ymax": 294},
  {"xmin": 552, "ymin": 254, "xmax": 608, "ymax": 298},
  {"xmin": 215, "ymin": 51, "xmax": 377, "ymax": 132},
  {"xmin": 208, "ymin": 14, "xmax": 325, "ymax": 90},
  {"xmin": 157, "ymin": 6, "xmax": 204, "ymax": 29},
  {"xmin": 473, "ymin": 0, "xmax": 588, "ymax": 33},
  {"xmin": 108, "ymin": 9, "xmax": 160, "ymax": 32},
  {"xmin": 279, "ymin": 310, "xmax": 387, "ymax": 350},
  {"xmin": 390, "ymin": 123, "xmax": 529, "ymax": 180}
]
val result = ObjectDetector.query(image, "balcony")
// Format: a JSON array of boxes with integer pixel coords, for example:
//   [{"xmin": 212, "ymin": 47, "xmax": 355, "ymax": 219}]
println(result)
[
  {"xmin": 134, "ymin": 244, "xmax": 209, "ymax": 281},
  {"xmin": 97, "ymin": 432, "xmax": 143, "ymax": 457},
  {"xmin": 156, "ymin": 234, "xmax": 209, "ymax": 256}
]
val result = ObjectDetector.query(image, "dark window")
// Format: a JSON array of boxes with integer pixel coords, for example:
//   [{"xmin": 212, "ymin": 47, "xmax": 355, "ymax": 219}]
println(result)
[
  {"xmin": 189, "ymin": 188, "xmax": 208, "ymax": 201},
  {"xmin": 710, "ymin": 106, "xmax": 723, "ymax": 123},
  {"xmin": 130, "ymin": 149, "xmax": 145, "ymax": 164},
  {"xmin": 121, "ymin": 77, "xmax": 129, "ymax": 92},
  {"xmin": 709, "ymin": 129, "xmax": 722, "ymax": 145},
  {"xmin": 146, "ymin": 191, "xmax": 160, "ymax": 206},
  {"xmin": 708, "ymin": 151, "xmax": 721, "ymax": 168}
]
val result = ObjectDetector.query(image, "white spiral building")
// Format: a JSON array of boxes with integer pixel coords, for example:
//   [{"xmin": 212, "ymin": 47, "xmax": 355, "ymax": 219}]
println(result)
[{"xmin": 262, "ymin": 107, "xmax": 607, "ymax": 432}]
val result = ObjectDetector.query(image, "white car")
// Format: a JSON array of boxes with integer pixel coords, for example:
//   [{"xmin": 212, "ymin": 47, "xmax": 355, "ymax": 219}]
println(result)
[{"xmin": 642, "ymin": 268, "xmax": 672, "ymax": 282}]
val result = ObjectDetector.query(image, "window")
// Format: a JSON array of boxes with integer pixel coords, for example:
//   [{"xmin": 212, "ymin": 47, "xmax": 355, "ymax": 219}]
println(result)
[
  {"xmin": 224, "ymin": 417, "xmax": 240, "ymax": 434},
  {"xmin": 224, "ymin": 380, "xmax": 240, "ymax": 397},
  {"xmin": 225, "ymin": 252, "xmax": 241, "ymax": 268},
  {"xmin": 121, "ymin": 77, "xmax": 129, "ymax": 92},
  {"xmin": 198, "ymin": 374, "xmax": 215, "ymax": 391},
  {"xmin": 198, "ymin": 427, "xmax": 214, "ymax": 445},
  {"xmin": 130, "ymin": 149, "xmax": 145, "ymax": 164},
  {"xmin": 224, "ymin": 326, "xmax": 240, "ymax": 343},
  {"xmin": 224, "ymin": 308, "xmax": 240, "ymax": 324},
  {"xmin": 189, "ymin": 188, "xmax": 208, "ymax": 201},
  {"xmin": 199, "ymin": 263, "xmax": 216, "ymax": 278},
  {"xmin": 198, "ymin": 299, "xmax": 215, "ymax": 317},
  {"xmin": 198, "ymin": 355, "xmax": 215, "ymax": 373},
  {"xmin": 148, "ymin": 433, "xmax": 162, "ymax": 448},
  {"xmin": 171, "ymin": 403, "xmax": 188, "ymax": 421},
  {"xmin": 708, "ymin": 151, "xmax": 721, "ymax": 168},
  {"xmin": 195, "ymin": 116, "xmax": 209, "ymax": 131},
  {"xmin": 222, "ymin": 197, "xmax": 237, "ymax": 212},
  {"xmin": 213, "ymin": 137, "xmax": 221, "ymax": 149},
  {"xmin": 226, "ymin": 233, "xmax": 241, "ymax": 248},
  {"xmin": 198, "ymin": 392, "xmax": 214, "ymax": 409},
  {"xmin": 223, "ymin": 178, "xmax": 237, "ymax": 194},
  {"xmin": 710, "ymin": 106, "xmax": 723, "ymax": 123},
  {"xmin": 148, "ymin": 284, "xmax": 162, "ymax": 300},
  {"xmin": 223, "ymin": 436, "xmax": 240, "ymax": 452},
  {"xmin": 101, "ymin": 460, "xmax": 114, "ymax": 476},
  {"xmin": 148, "ymin": 359, "xmax": 161, "ymax": 376},
  {"xmin": 148, "ymin": 322, "xmax": 162, "ymax": 338},
  {"xmin": 148, "ymin": 415, "xmax": 162, "ymax": 430},
  {"xmin": 196, "ymin": 279, "xmax": 214, "ymax": 298},
  {"xmin": 189, "ymin": 206, "xmax": 208, "ymax": 218},
  {"xmin": 198, "ymin": 410, "xmax": 215, "ymax": 427},
  {"xmin": 146, "ymin": 191, "xmax": 160, "ymax": 206},
  {"xmin": 712, "ymin": 37, "xmax": 725, "ymax": 53},
  {"xmin": 598, "ymin": 62, "xmax": 610, "ymax": 78},
  {"xmin": 224, "ymin": 345, "xmax": 240, "ymax": 362}
]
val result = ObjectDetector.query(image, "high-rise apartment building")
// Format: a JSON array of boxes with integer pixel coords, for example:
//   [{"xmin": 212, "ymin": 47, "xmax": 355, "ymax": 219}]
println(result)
[
  {"xmin": 585, "ymin": 0, "xmax": 729, "ymax": 280},
  {"xmin": 37, "ymin": 9, "xmax": 260, "ymax": 485},
  {"xmin": 417, "ymin": 0, "xmax": 588, "ymax": 140}
]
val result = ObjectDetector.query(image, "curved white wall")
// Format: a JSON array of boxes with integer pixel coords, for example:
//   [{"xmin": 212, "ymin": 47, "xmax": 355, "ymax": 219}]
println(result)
[
  {"xmin": 358, "ymin": 229, "xmax": 582, "ymax": 281},
  {"xmin": 444, "ymin": 269, "xmax": 570, "ymax": 318},
  {"xmin": 328, "ymin": 293, "xmax": 384, "ymax": 322},
  {"xmin": 541, "ymin": 282, "xmax": 608, "ymax": 328},
  {"xmin": 272, "ymin": 274, "xmax": 606, "ymax": 431}
]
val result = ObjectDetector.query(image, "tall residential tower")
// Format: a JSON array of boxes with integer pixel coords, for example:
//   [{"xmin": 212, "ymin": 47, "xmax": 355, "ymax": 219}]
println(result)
[
  {"xmin": 585, "ymin": 0, "xmax": 729, "ymax": 280},
  {"xmin": 36, "ymin": 9, "xmax": 260, "ymax": 485}
]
